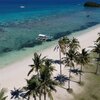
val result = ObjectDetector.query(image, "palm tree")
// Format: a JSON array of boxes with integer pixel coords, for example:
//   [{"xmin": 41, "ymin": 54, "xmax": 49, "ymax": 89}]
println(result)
[
  {"xmin": 61, "ymin": 37, "xmax": 80, "ymax": 89},
  {"xmin": 96, "ymin": 33, "xmax": 100, "ymax": 43},
  {"xmin": 76, "ymin": 48, "xmax": 90, "ymax": 83},
  {"xmin": 28, "ymin": 52, "xmax": 46, "ymax": 76},
  {"xmin": 58, "ymin": 36, "xmax": 70, "ymax": 54},
  {"xmin": 23, "ymin": 75, "xmax": 40, "ymax": 100},
  {"xmin": 93, "ymin": 33, "xmax": 100, "ymax": 74},
  {"xmin": 40, "ymin": 59, "xmax": 57, "ymax": 100},
  {"xmin": 54, "ymin": 36, "xmax": 70, "ymax": 75},
  {"xmin": 69, "ymin": 37, "xmax": 80, "ymax": 51},
  {"xmin": 26, "ymin": 53, "xmax": 46, "ymax": 100},
  {"xmin": 25, "ymin": 59, "xmax": 57, "ymax": 100},
  {"xmin": 93, "ymin": 43, "xmax": 100, "ymax": 74},
  {"xmin": 0, "ymin": 88, "xmax": 7, "ymax": 100},
  {"xmin": 63, "ymin": 49, "xmax": 78, "ymax": 89},
  {"xmin": 43, "ymin": 79, "xmax": 57, "ymax": 100}
]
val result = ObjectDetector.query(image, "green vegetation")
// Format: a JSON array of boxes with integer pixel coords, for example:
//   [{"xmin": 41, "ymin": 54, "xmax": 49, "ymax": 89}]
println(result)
[
  {"xmin": 73, "ymin": 54, "xmax": 100, "ymax": 100},
  {"xmin": 76, "ymin": 48, "xmax": 90, "ymax": 83},
  {"xmin": 0, "ymin": 88, "xmax": 7, "ymax": 100},
  {"xmin": 27, "ymin": 52, "xmax": 46, "ymax": 76},
  {"xmin": 73, "ymin": 33, "xmax": 100, "ymax": 100},
  {"xmin": 92, "ymin": 33, "xmax": 100, "ymax": 74},
  {"xmin": 24, "ymin": 57, "xmax": 58, "ymax": 100},
  {"xmin": 58, "ymin": 37, "xmax": 81, "ymax": 87}
]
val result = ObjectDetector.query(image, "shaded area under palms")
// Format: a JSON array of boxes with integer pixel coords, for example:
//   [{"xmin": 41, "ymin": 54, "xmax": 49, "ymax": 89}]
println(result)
[
  {"xmin": 54, "ymin": 74, "xmax": 69, "ymax": 84},
  {"xmin": 10, "ymin": 87, "xmax": 25, "ymax": 99}
]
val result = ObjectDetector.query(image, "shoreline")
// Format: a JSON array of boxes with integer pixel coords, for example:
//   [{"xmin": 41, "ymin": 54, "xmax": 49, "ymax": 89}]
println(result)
[
  {"xmin": 0, "ymin": 24, "xmax": 100, "ymax": 68},
  {"xmin": 0, "ymin": 24, "xmax": 100, "ymax": 100}
]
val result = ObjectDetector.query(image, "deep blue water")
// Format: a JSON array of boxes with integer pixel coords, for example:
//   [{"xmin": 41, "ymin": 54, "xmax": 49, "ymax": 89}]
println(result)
[
  {"xmin": 0, "ymin": 0, "xmax": 100, "ymax": 13},
  {"xmin": 0, "ymin": 0, "xmax": 100, "ymax": 54}
]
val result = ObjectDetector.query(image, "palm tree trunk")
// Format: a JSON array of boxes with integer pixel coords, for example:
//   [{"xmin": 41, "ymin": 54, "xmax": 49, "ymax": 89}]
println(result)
[
  {"xmin": 27, "ymin": 96, "xmax": 30, "ymax": 100},
  {"xmin": 44, "ymin": 92, "xmax": 46, "ymax": 100},
  {"xmin": 95, "ymin": 53, "xmax": 100, "ymax": 74},
  {"xmin": 33, "ymin": 95, "xmax": 36, "ymax": 100},
  {"xmin": 79, "ymin": 65, "xmax": 82, "ymax": 83},
  {"xmin": 59, "ymin": 48, "xmax": 63, "ymax": 84},
  {"xmin": 37, "ymin": 70, "xmax": 40, "ymax": 79},
  {"xmin": 39, "ymin": 94, "xmax": 41, "ymax": 100},
  {"xmin": 44, "ymin": 86, "xmax": 46, "ymax": 100},
  {"xmin": 59, "ymin": 48, "xmax": 62, "ymax": 75},
  {"xmin": 96, "ymin": 61, "xmax": 99, "ymax": 74},
  {"xmin": 68, "ymin": 67, "xmax": 71, "ymax": 89}
]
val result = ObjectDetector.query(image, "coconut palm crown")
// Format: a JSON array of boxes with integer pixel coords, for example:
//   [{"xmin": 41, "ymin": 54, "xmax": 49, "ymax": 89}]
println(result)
[
  {"xmin": 76, "ymin": 48, "xmax": 90, "ymax": 83},
  {"xmin": 40, "ymin": 59, "xmax": 57, "ymax": 100},
  {"xmin": 69, "ymin": 37, "xmax": 80, "ymax": 51},
  {"xmin": 23, "ymin": 75, "xmax": 40, "ymax": 100},
  {"xmin": 28, "ymin": 52, "xmax": 46, "ymax": 76}
]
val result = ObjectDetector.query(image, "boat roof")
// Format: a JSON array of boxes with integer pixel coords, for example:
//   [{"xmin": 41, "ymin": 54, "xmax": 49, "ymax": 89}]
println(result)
[{"xmin": 38, "ymin": 34, "xmax": 46, "ymax": 37}]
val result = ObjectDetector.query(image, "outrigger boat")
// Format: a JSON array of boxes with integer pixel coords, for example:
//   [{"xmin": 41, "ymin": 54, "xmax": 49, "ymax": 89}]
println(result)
[{"xmin": 37, "ymin": 34, "xmax": 53, "ymax": 41}]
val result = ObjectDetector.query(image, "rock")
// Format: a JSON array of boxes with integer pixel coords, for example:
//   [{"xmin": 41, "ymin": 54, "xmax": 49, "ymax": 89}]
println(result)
[
  {"xmin": 84, "ymin": 1, "xmax": 100, "ymax": 7},
  {"xmin": 20, "ymin": 39, "xmax": 42, "ymax": 49},
  {"xmin": 0, "ymin": 27, "xmax": 5, "ymax": 32},
  {"xmin": 54, "ymin": 31, "xmax": 71, "ymax": 39},
  {"xmin": 2, "ymin": 48, "xmax": 12, "ymax": 52}
]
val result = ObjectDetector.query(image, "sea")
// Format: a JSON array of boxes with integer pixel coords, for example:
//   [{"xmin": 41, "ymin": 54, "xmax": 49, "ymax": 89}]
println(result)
[{"xmin": 0, "ymin": 0, "xmax": 100, "ymax": 67}]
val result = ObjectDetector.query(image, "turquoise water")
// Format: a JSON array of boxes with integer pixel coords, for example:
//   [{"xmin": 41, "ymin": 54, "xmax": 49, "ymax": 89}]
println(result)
[
  {"xmin": 0, "ymin": 3, "xmax": 100, "ymax": 67},
  {"xmin": 0, "ymin": 4, "xmax": 100, "ymax": 53}
]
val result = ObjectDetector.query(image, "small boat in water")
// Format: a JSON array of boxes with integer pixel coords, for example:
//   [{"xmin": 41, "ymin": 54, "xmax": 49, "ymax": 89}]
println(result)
[
  {"xmin": 37, "ymin": 34, "xmax": 53, "ymax": 41},
  {"xmin": 20, "ymin": 5, "xmax": 25, "ymax": 9}
]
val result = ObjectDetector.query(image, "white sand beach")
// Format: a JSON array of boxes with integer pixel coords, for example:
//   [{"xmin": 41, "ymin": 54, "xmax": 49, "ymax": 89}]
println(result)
[{"xmin": 0, "ymin": 25, "xmax": 100, "ymax": 100}]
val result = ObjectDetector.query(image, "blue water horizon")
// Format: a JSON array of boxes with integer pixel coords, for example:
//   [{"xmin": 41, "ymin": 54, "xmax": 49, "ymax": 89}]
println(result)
[{"xmin": 0, "ymin": 0, "xmax": 100, "ymax": 13}]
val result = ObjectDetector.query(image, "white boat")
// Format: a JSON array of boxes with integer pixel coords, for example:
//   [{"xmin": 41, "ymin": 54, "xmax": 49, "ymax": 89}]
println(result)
[{"xmin": 37, "ymin": 34, "xmax": 53, "ymax": 41}]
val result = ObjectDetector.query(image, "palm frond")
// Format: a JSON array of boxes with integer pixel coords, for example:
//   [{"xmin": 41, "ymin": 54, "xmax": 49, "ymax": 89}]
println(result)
[
  {"xmin": 0, "ymin": 88, "xmax": 7, "ymax": 100},
  {"xmin": 27, "ymin": 68, "xmax": 34, "ymax": 76}
]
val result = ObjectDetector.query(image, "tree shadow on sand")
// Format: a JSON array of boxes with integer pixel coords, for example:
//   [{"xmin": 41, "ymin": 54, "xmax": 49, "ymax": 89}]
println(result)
[
  {"xmin": 54, "ymin": 74, "xmax": 69, "ymax": 84},
  {"xmin": 10, "ymin": 87, "xmax": 27, "ymax": 99},
  {"xmin": 70, "ymin": 68, "xmax": 82, "ymax": 75}
]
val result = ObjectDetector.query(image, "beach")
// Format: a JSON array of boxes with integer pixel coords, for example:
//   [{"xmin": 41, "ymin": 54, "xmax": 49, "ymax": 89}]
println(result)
[{"xmin": 0, "ymin": 24, "xmax": 100, "ymax": 100}]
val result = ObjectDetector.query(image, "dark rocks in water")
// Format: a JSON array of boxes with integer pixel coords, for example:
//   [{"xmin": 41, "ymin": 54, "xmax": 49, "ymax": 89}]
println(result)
[
  {"xmin": 2, "ymin": 48, "xmax": 12, "ymax": 52},
  {"xmin": 0, "ymin": 27, "xmax": 5, "ymax": 32},
  {"xmin": 0, "ymin": 22, "xmax": 17, "ymax": 28},
  {"xmin": 80, "ymin": 25, "xmax": 87, "ymax": 30},
  {"xmin": 71, "ymin": 26, "xmax": 87, "ymax": 33},
  {"xmin": 84, "ymin": 1, "xmax": 100, "ymax": 7},
  {"xmin": 53, "ymin": 22, "xmax": 98, "ymax": 40},
  {"xmin": 0, "ymin": 20, "xmax": 99, "ymax": 54},
  {"xmin": 54, "ymin": 31, "xmax": 71, "ymax": 39},
  {"xmin": 20, "ymin": 39, "xmax": 42, "ymax": 49},
  {"xmin": 0, "ymin": 40, "xmax": 42, "ymax": 53},
  {"xmin": 86, "ymin": 15, "xmax": 90, "ymax": 18},
  {"xmin": 70, "ymin": 22, "xmax": 99, "ymax": 34},
  {"xmin": 46, "ymin": 38, "xmax": 52, "ymax": 42},
  {"xmin": 86, "ymin": 22, "xmax": 99, "ymax": 26}
]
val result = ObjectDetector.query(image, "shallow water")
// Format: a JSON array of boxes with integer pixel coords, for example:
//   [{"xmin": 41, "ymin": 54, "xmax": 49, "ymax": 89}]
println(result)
[
  {"xmin": 0, "ymin": 4, "xmax": 100, "ymax": 52},
  {"xmin": 0, "ymin": 2, "xmax": 100, "ymax": 67}
]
